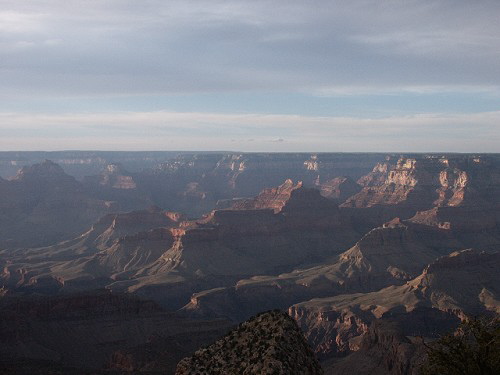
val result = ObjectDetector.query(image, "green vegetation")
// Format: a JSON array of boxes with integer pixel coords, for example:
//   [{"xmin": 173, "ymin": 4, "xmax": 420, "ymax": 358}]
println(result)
[{"xmin": 421, "ymin": 317, "xmax": 500, "ymax": 375}]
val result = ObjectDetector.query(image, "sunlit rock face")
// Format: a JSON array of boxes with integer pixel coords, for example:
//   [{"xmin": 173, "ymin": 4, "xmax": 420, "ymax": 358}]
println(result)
[{"xmin": 344, "ymin": 155, "xmax": 500, "ymax": 209}]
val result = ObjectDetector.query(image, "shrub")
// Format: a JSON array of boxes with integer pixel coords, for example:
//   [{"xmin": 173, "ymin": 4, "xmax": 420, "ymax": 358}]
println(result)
[{"xmin": 420, "ymin": 317, "xmax": 499, "ymax": 375}]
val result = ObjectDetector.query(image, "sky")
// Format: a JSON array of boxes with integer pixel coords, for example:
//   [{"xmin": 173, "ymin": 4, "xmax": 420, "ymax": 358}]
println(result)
[{"xmin": 1, "ymin": 0, "xmax": 499, "ymax": 152}]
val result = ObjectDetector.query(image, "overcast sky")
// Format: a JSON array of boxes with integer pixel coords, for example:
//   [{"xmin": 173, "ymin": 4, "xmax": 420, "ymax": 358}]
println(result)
[{"xmin": 1, "ymin": 0, "xmax": 499, "ymax": 152}]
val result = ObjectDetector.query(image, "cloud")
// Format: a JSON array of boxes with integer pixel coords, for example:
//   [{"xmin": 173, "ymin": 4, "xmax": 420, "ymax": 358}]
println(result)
[
  {"xmin": 1, "ymin": 1, "xmax": 498, "ymax": 152},
  {"xmin": 1, "ymin": 0, "xmax": 500, "ymax": 98},
  {"xmin": 0, "ymin": 110, "xmax": 498, "ymax": 152}
]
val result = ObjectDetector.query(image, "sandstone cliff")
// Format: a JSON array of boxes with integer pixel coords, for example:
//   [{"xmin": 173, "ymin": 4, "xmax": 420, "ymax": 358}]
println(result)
[
  {"xmin": 231, "ymin": 179, "xmax": 303, "ymax": 212},
  {"xmin": 340, "ymin": 155, "xmax": 500, "ymax": 236},
  {"xmin": 344, "ymin": 155, "xmax": 500, "ymax": 209}
]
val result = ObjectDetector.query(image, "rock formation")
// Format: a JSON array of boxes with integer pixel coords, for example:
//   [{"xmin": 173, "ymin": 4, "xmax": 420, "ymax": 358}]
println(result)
[
  {"xmin": 1, "ymin": 153, "xmax": 499, "ymax": 374},
  {"xmin": 340, "ymin": 155, "xmax": 500, "ymax": 235},
  {"xmin": 181, "ymin": 217, "xmax": 463, "ymax": 322},
  {"xmin": 0, "ymin": 160, "xmax": 115, "ymax": 249},
  {"xmin": 319, "ymin": 176, "xmax": 362, "ymax": 203},
  {"xmin": 289, "ymin": 249, "xmax": 499, "ymax": 359},
  {"xmin": 2, "ymin": 179, "xmax": 358, "ymax": 310},
  {"xmin": 107, "ymin": 181, "xmax": 355, "ymax": 308},
  {"xmin": 175, "ymin": 310, "xmax": 323, "ymax": 375},
  {"xmin": 0, "ymin": 207, "xmax": 183, "ymax": 294},
  {"xmin": 231, "ymin": 179, "xmax": 303, "ymax": 212},
  {"xmin": 322, "ymin": 319, "xmax": 427, "ymax": 375}
]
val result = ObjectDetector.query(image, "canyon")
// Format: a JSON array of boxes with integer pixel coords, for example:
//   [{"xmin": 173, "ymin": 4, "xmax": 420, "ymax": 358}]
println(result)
[{"xmin": 1, "ymin": 152, "xmax": 499, "ymax": 374}]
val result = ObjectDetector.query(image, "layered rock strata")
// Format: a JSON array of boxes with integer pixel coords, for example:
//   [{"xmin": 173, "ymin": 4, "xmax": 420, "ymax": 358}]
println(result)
[{"xmin": 289, "ymin": 249, "xmax": 499, "ymax": 359}]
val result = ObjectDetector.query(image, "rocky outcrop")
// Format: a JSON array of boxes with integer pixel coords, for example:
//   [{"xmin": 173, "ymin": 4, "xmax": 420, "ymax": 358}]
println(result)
[
  {"xmin": 323, "ymin": 319, "xmax": 428, "ymax": 375},
  {"xmin": 216, "ymin": 153, "xmax": 383, "ymax": 198},
  {"xmin": 319, "ymin": 176, "xmax": 362, "ymax": 203},
  {"xmin": 7, "ymin": 154, "xmax": 497, "ymax": 249},
  {"xmin": 289, "ymin": 249, "xmax": 499, "ymax": 359},
  {"xmin": 339, "ymin": 155, "xmax": 500, "ymax": 236},
  {"xmin": 407, "ymin": 205, "xmax": 500, "ymax": 252},
  {"xmin": 175, "ymin": 310, "xmax": 323, "ymax": 375},
  {"xmin": 10, "ymin": 159, "xmax": 78, "ymax": 186},
  {"xmin": 82, "ymin": 163, "xmax": 154, "ymax": 212},
  {"xmin": 1, "ymin": 152, "xmax": 499, "ymax": 374},
  {"xmin": 231, "ymin": 179, "xmax": 303, "ymax": 212},
  {"xmin": 344, "ymin": 155, "xmax": 500, "ymax": 210},
  {"xmin": 343, "ymin": 157, "xmax": 443, "ymax": 209},
  {"xmin": 148, "ymin": 182, "xmax": 346, "ymax": 278},
  {"xmin": 357, "ymin": 159, "xmax": 396, "ymax": 187},
  {"xmin": 99, "ymin": 163, "xmax": 137, "ymax": 189}
]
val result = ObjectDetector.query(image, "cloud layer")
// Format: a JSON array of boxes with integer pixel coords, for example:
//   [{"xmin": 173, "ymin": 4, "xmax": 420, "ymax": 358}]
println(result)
[
  {"xmin": 2, "ymin": 0, "xmax": 500, "ymax": 96},
  {"xmin": 2, "ymin": 110, "xmax": 499, "ymax": 152},
  {"xmin": 1, "ymin": 1, "xmax": 499, "ymax": 151}
]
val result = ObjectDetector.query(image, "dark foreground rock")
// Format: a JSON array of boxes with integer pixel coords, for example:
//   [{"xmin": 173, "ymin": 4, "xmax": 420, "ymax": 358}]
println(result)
[{"xmin": 176, "ymin": 310, "xmax": 323, "ymax": 375}]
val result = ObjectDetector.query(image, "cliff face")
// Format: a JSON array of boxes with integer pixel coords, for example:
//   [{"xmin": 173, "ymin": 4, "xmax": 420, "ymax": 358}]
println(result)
[
  {"xmin": 127, "ymin": 153, "xmax": 386, "ymax": 217},
  {"xmin": 231, "ymin": 179, "xmax": 303, "ymax": 212},
  {"xmin": 4, "ymin": 154, "xmax": 496, "ymax": 250},
  {"xmin": 343, "ymin": 157, "xmax": 443, "ymax": 209},
  {"xmin": 107, "ymin": 181, "xmax": 354, "ymax": 308},
  {"xmin": 0, "ymin": 154, "xmax": 384, "ymax": 248},
  {"xmin": 2, "ymin": 179, "xmax": 356, "ymax": 310},
  {"xmin": 0, "ymin": 207, "xmax": 183, "ymax": 293},
  {"xmin": 160, "ymin": 183, "xmax": 345, "ymax": 276},
  {"xmin": 323, "ymin": 319, "xmax": 428, "ymax": 375},
  {"xmin": 181, "ymin": 218, "xmax": 461, "ymax": 322},
  {"xmin": 101, "ymin": 163, "xmax": 137, "ymax": 189},
  {"xmin": 82, "ymin": 163, "xmax": 153, "ymax": 212},
  {"xmin": 339, "ymin": 155, "xmax": 500, "ymax": 237},
  {"xmin": 319, "ymin": 176, "xmax": 362, "ymax": 203},
  {"xmin": 408, "ymin": 205, "xmax": 500, "ymax": 252},
  {"xmin": 357, "ymin": 159, "xmax": 395, "ymax": 187},
  {"xmin": 344, "ymin": 155, "xmax": 500, "ymax": 210},
  {"xmin": 175, "ymin": 310, "xmax": 323, "ymax": 375},
  {"xmin": 214, "ymin": 153, "xmax": 382, "ymax": 198},
  {"xmin": 289, "ymin": 250, "xmax": 499, "ymax": 359}
]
